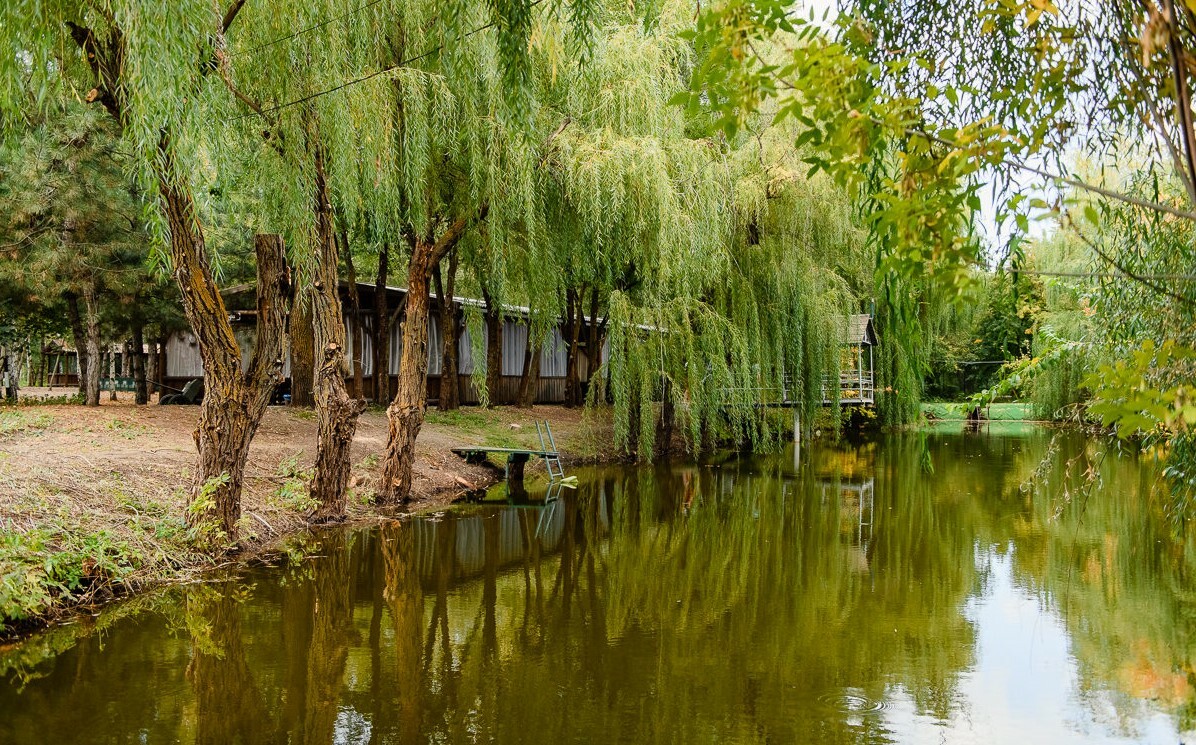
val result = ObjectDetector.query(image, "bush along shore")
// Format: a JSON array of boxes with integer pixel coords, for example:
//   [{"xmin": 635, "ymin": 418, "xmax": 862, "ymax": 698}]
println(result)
[{"xmin": 0, "ymin": 401, "xmax": 617, "ymax": 639}]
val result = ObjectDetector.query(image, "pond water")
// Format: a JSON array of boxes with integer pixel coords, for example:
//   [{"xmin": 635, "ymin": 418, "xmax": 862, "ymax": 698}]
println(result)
[{"xmin": 3, "ymin": 427, "xmax": 1196, "ymax": 743}]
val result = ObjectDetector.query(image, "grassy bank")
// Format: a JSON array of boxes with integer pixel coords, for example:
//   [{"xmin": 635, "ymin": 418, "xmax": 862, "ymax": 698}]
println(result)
[
  {"xmin": 0, "ymin": 400, "xmax": 615, "ymax": 638},
  {"xmin": 921, "ymin": 401, "xmax": 1040, "ymax": 422}
]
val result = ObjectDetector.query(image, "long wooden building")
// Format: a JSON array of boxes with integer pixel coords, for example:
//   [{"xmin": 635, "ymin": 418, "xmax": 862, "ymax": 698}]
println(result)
[{"xmin": 162, "ymin": 282, "xmax": 606, "ymax": 405}]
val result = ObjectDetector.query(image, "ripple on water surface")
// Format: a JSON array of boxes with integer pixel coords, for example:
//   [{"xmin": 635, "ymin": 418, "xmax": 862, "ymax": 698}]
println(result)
[{"xmin": 818, "ymin": 690, "xmax": 888, "ymax": 716}]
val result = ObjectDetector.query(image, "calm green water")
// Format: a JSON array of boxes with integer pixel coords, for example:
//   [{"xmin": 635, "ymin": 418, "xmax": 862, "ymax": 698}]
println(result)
[{"xmin": 3, "ymin": 428, "xmax": 1196, "ymax": 743}]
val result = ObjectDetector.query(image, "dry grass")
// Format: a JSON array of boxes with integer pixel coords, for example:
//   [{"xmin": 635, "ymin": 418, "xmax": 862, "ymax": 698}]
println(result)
[{"xmin": 0, "ymin": 397, "xmax": 615, "ymax": 636}]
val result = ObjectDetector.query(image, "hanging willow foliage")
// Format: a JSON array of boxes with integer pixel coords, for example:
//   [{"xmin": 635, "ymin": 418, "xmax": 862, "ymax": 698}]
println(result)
[{"xmin": 518, "ymin": 3, "xmax": 868, "ymax": 456}]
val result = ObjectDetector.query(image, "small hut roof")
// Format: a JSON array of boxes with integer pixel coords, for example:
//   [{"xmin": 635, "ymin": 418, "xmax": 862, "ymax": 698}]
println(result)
[{"xmin": 836, "ymin": 314, "xmax": 878, "ymax": 346}]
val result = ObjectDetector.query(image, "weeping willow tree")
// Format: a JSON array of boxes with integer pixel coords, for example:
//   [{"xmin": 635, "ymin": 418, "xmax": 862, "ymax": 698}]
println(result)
[{"xmin": 530, "ymin": 4, "xmax": 867, "ymax": 456}]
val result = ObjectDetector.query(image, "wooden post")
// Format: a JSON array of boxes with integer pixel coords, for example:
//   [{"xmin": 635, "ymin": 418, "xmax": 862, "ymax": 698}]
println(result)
[{"xmin": 857, "ymin": 345, "xmax": 863, "ymax": 401}]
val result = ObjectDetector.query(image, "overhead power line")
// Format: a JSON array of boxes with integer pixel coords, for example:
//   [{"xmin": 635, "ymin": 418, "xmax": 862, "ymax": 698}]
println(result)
[{"xmin": 230, "ymin": 0, "xmax": 387, "ymax": 57}]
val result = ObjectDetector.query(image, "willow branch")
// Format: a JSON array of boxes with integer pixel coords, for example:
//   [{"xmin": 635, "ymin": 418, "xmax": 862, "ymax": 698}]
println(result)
[
  {"xmin": 430, "ymin": 202, "xmax": 489, "ymax": 265},
  {"xmin": 222, "ymin": 0, "xmax": 249, "ymax": 33},
  {"xmin": 1163, "ymin": 0, "xmax": 1196, "ymax": 198},
  {"xmin": 1069, "ymin": 220, "xmax": 1196, "ymax": 307}
]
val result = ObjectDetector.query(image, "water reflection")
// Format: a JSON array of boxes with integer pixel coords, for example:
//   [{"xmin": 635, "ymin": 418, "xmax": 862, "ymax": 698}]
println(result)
[{"xmin": 2, "ymin": 430, "xmax": 1195, "ymax": 743}]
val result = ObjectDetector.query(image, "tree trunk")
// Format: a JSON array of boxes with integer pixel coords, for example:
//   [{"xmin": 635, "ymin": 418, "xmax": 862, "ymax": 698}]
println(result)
[
  {"xmin": 563, "ymin": 287, "xmax": 584, "ymax": 408},
  {"xmin": 132, "ymin": 322, "xmax": 148, "ymax": 404},
  {"xmin": 585, "ymin": 286, "xmax": 605, "ymax": 392},
  {"xmin": 482, "ymin": 287, "xmax": 503, "ymax": 408},
  {"xmin": 156, "ymin": 335, "xmax": 168, "ymax": 395},
  {"xmin": 308, "ymin": 128, "xmax": 366, "ymax": 521},
  {"xmin": 516, "ymin": 335, "xmax": 541, "ymax": 409},
  {"xmin": 378, "ymin": 208, "xmax": 485, "ymax": 504},
  {"xmin": 121, "ymin": 339, "xmax": 133, "ymax": 378},
  {"xmin": 146, "ymin": 339, "xmax": 159, "ymax": 397},
  {"xmin": 82, "ymin": 280, "xmax": 102, "ymax": 406},
  {"xmin": 172, "ymin": 231, "xmax": 288, "ymax": 541},
  {"xmin": 65, "ymin": 293, "xmax": 89, "ymax": 398},
  {"xmin": 434, "ymin": 250, "xmax": 460, "ymax": 412},
  {"xmin": 290, "ymin": 290, "xmax": 315, "ymax": 407},
  {"xmin": 36, "ymin": 339, "xmax": 46, "ymax": 387},
  {"xmin": 108, "ymin": 345, "xmax": 117, "ymax": 401},
  {"xmin": 373, "ymin": 243, "xmax": 391, "ymax": 405},
  {"xmin": 341, "ymin": 230, "xmax": 365, "ymax": 400},
  {"xmin": 162, "ymin": 162, "xmax": 278, "ymax": 538},
  {"xmin": 379, "ymin": 244, "xmax": 434, "ymax": 503}
]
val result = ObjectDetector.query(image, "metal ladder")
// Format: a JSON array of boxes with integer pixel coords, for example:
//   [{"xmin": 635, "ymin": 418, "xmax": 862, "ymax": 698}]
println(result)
[{"xmin": 536, "ymin": 420, "xmax": 566, "ymax": 481}]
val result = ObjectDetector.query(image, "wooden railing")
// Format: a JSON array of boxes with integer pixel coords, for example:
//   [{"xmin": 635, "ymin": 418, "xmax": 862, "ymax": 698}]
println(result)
[{"xmin": 821, "ymin": 372, "xmax": 874, "ymax": 404}]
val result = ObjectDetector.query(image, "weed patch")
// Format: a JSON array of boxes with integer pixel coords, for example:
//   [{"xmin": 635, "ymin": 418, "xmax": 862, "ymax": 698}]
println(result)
[
  {"xmin": 0, "ymin": 522, "xmax": 139, "ymax": 632},
  {"xmin": 0, "ymin": 410, "xmax": 54, "ymax": 437},
  {"xmin": 270, "ymin": 453, "xmax": 317, "ymax": 513}
]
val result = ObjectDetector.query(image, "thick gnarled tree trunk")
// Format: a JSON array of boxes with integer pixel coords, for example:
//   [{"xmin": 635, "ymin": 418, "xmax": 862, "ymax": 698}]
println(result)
[
  {"xmin": 378, "ymin": 207, "xmax": 485, "ymax": 504},
  {"xmin": 378, "ymin": 244, "xmax": 434, "ymax": 504},
  {"xmin": 308, "ymin": 131, "xmax": 366, "ymax": 521},
  {"xmin": 163, "ymin": 169, "xmax": 288, "ymax": 539}
]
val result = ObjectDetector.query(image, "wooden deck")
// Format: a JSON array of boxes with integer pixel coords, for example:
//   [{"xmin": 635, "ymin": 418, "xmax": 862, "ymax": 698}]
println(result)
[{"xmin": 451, "ymin": 421, "xmax": 567, "ymax": 483}]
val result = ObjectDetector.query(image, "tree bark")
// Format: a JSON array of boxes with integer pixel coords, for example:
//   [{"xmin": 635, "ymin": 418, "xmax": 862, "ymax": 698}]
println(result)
[
  {"xmin": 64, "ymin": 293, "xmax": 88, "ymax": 397},
  {"xmin": 146, "ymin": 337, "xmax": 159, "ymax": 399},
  {"xmin": 121, "ymin": 339, "xmax": 133, "ymax": 378},
  {"xmin": 174, "ymin": 232, "xmax": 287, "ymax": 541},
  {"xmin": 434, "ymin": 249, "xmax": 460, "ymax": 411},
  {"xmin": 82, "ymin": 280, "xmax": 102, "ymax": 406},
  {"xmin": 341, "ymin": 230, "xmax": 365, "ymax": 400},
  {"xmin": 563, "ymin": 287, "xmax": 585, "ymax": 408},
  {"xmin": 516, "ymin": 334, "xmax": 541, "ymax": 409},
  {"xmin": 156, "ymin": 335, "xmax": 168, "ymax": 395},
  {"xmin": 481, "ymin": 287, "xmax": 503, "ymax": 408},
  {"xmin": 308, "ymin": 126, "xmax": 366, "ymax": 521},
  {"xmin": 373, "ymin": 243, "xmax": 391, "ymax": 405},
  {"xmin": 162, "ymin": 174, "xmax": 288, "ymax": 542},
  {"xmin": 290, "ymin": 289, "xmax": 315, "ymax": 407},
  {"xmin": 108, "ymin": 347, "xmax": 117, "ymax": 401},
  {"xmin": 132, "ymin": 322, "xmax": 148, "ymax": 404},
  {"xmin": 585, "ymin": 286, "xmax": 606, "ymax": 390},
  {"xmin": 378, "ymin": 207, "xmax": 485, "ymax": 504}
]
